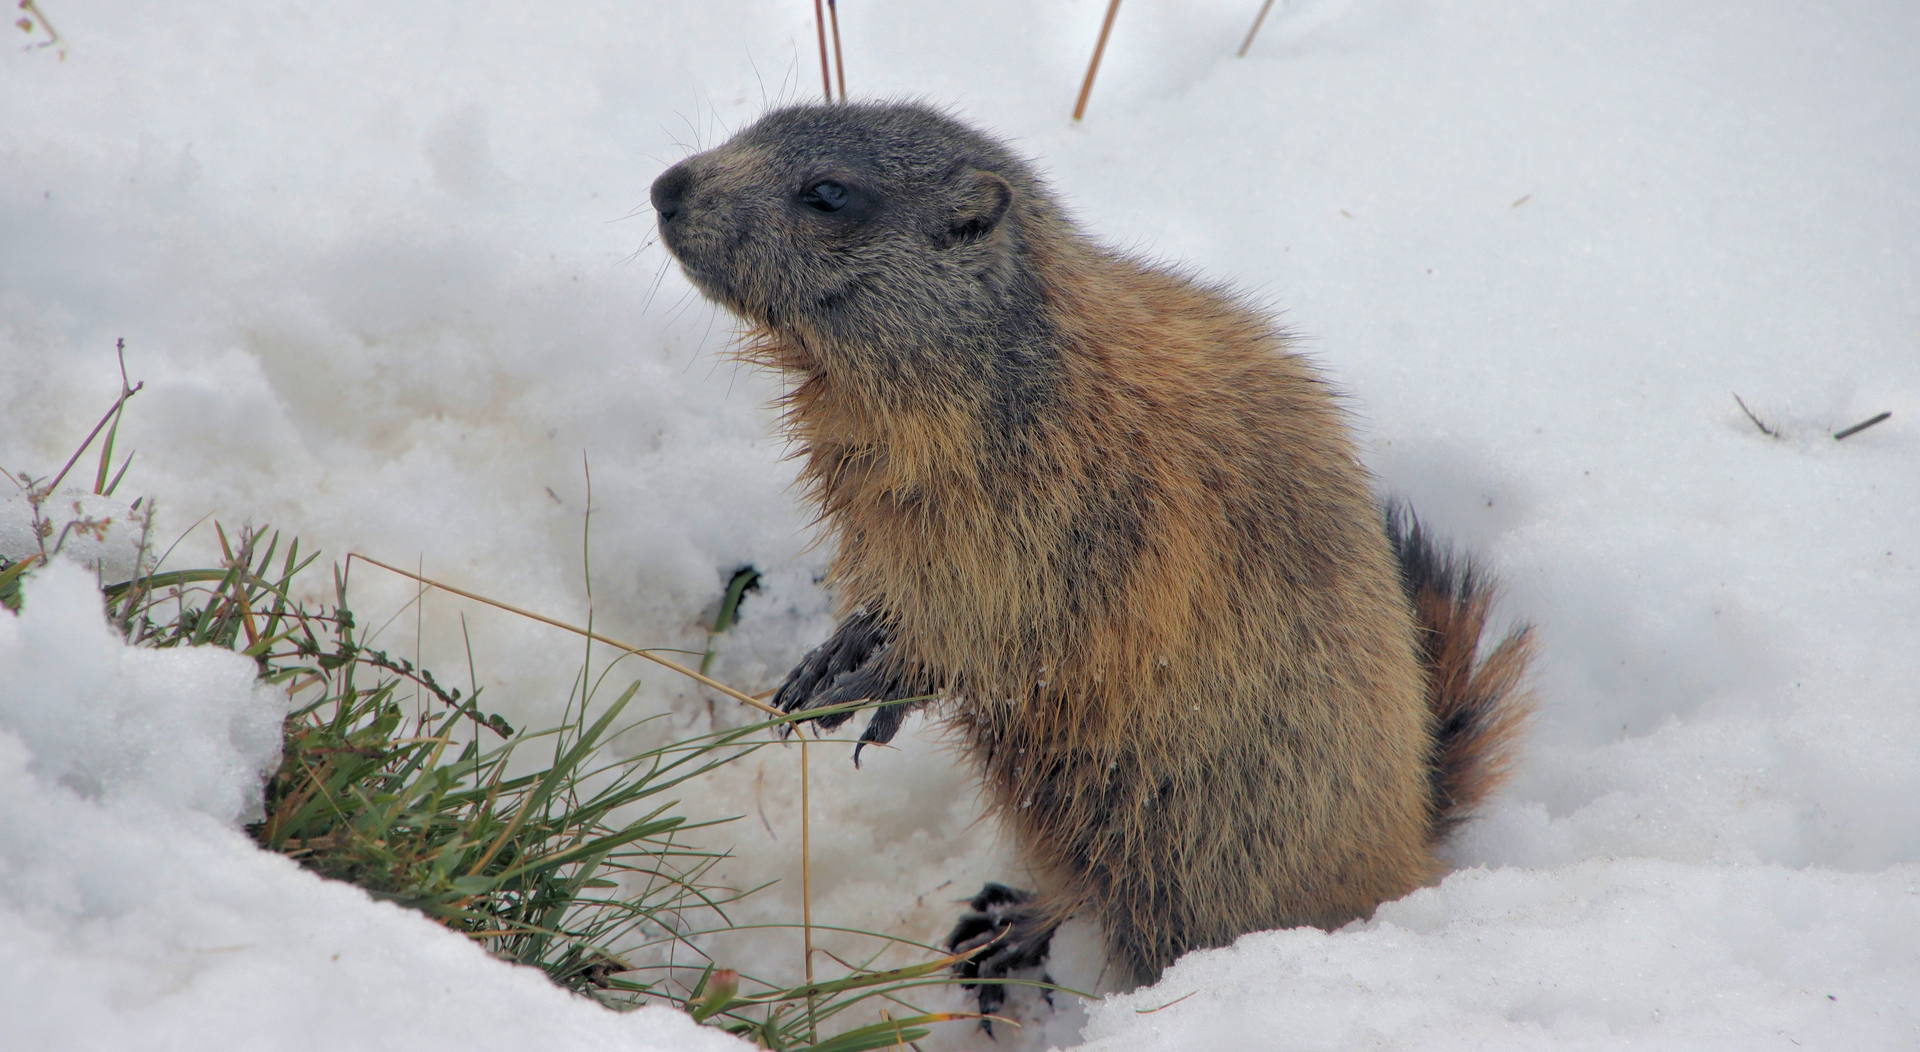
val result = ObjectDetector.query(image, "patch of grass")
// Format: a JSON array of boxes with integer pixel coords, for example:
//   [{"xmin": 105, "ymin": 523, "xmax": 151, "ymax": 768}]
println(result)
[
  {"xmin": 100, "ymin": 524, "xmax": 983, "ymax": 1047},
  {"xmin": 246, "ymin": 561, "xmax": 765, "ymax": 1003}
]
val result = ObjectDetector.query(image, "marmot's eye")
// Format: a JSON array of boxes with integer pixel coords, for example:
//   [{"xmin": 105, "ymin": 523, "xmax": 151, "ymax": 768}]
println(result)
[{"xmin": 801, "ymin": 180, "xmax": 851, "ymax": 213}]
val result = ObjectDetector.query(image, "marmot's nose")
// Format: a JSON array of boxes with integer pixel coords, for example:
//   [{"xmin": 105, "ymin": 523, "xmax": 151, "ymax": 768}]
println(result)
[{"xmin": 651, "ymin": 163, "xmax": 694, "ymax": 223}]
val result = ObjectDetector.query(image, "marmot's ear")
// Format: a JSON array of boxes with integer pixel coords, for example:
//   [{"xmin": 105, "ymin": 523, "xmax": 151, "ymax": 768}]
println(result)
[{"xmin": 941, "ymin": 169, "xmax": 1013, "ymax": 248}]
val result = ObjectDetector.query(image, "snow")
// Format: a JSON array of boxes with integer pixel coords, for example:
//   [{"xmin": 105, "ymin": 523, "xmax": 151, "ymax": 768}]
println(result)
[
  {"xmin": 1082, "ymin": 861, "xmax": 1920, "ymax": 1049},
  {"xmin": 3, "ymin": 0, "xmax": 1918, "ymax": 1049},
  {"xmin": 0, "ymin": 561, "xmax": 747, "ymax": 1051}
]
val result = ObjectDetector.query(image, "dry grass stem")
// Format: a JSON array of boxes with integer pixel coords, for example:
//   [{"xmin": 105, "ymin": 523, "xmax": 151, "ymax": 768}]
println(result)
[
  {"xmin": 1732, "ymin": 392, "xmax": 1778, "ymax": 438},
  {"xmin": 827, "ymin": 0, "xmax": 846, "ymax": 101},
  {"xmin": 348, "ymin": 553, "xmax": 780, "ymax": 717},
  {"xmin": 813, "ymin": 0, "xmax": 833, "ymax": 103},
  {"xmin": 1073, "ymin": 0, "xmax": 1124, "ymax": 121},
  {"xmin": 1238, "ymin": 0, "xmax": 1278, "ymax": 57},
  {"xmin": 1834, "ymin": 411, "xmax": 1891, "ymax": 440}
]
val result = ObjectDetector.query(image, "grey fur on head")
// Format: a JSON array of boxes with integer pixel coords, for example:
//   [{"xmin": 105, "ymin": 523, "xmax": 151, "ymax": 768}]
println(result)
[{"xmin": 652, "ymin": 103, "xmax": 1059, "ymax": 422}]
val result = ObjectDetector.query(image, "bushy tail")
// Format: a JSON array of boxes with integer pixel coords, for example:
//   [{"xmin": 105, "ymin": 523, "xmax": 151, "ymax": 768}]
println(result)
[{"xmin": 1383, "ymin": 503, "xmax": 1537, "ymax": 843}]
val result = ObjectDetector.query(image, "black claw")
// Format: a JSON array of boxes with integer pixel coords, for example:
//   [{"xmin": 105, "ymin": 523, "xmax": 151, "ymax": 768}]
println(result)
[
  {"xmin": 851, "ymin": 703, "xmax": 910, "ymax": 767},
  {"xmin": 965, "ymin": 883, "xmax": 1033, "ymax": 912},
  {"xmin": 771, "ymin": 609, "xmax": 929, "ymax": 761},
  {"xmin": 946, "ymin": 916, "xmax": 1000, "ymax": 951},
  {"xmin": 818, "ymin": 630, "xmax": 877, "ymax": 684},
  {"xmin": 774, "ymin": 610, "xmax": 885, "ymax": 715},
  {"xmin": 771, "ymin": 655, "xmax": 824, "ymax": 714},
  {"xmin": 808, "ymin": 663, "xmax": 891, "ymax": 730},
  {"xmin": 977, "ymin": 984, "xmax": 1009, "ymax": 1037}
]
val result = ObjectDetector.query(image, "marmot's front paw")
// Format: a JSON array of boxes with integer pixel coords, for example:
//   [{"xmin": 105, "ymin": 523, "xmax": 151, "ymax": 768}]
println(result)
[
  {"xmin": 946, "ymin": 883, "xmax": 1057, "ymax": 1032},
  {"xmin": 773, "ymin": 610, "xmax": 922, "ymax": 762}
]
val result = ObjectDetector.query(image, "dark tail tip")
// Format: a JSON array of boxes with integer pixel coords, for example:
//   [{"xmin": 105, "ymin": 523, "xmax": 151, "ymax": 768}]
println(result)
[{"xmin": 1383, "ymin": 501, "xmax": 1538, "ymax": 843}]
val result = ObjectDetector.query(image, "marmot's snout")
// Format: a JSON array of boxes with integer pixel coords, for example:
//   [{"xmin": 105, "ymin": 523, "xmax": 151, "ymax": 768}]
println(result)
[
  {"xmin": 650, "ymin": 161, "xmax": 693, "ymax": 224},
  {"xmin": 649, "ymin": 154, "xmax": 755, "ymax": 314}
]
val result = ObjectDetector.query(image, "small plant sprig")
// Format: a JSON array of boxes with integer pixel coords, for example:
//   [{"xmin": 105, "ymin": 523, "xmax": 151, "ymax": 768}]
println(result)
[
  {"xmin": 15, "ymin": 0, "xmax": 66, "ymax": 59},
  {"xmin": 2, "ymin": 340, "xmax": 143, "ymax": 610}
]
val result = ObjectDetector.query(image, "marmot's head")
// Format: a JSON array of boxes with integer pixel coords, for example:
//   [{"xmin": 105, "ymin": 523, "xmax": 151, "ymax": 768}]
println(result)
[{"xmin": 650, "ymin": 103, "xmax": 1051, "ymax": 354}]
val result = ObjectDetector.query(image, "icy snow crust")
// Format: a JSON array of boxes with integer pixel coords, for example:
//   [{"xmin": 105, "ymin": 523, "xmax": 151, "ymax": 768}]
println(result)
[{"xmin": 3, "ymin": 0, "xmax": 1917, "ymax": 1049}]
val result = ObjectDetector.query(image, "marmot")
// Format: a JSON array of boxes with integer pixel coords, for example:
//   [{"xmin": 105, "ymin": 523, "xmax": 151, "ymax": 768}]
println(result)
[{"xmin": 650, "ymin": 102, "xmax": 1534, "ymax": 1014}]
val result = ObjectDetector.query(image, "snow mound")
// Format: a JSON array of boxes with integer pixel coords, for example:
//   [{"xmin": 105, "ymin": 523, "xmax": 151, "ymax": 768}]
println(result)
[
  {"xmin": 1082, "ymin": 860, "xmax": 1920, "ymax": 1050},
  {"xmin": 0, "ymin": 562, "xmax": 745, "ymax": 1051}
]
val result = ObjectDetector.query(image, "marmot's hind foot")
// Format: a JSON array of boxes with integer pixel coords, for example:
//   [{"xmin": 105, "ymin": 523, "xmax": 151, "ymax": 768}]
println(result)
[
  {"xmin": 946, "ymin": 883, "xmax": 1058, "ymax": 1034},
  {"xmin": 773, "ymin": 610, "xmax": 923, "ymax": 764}
]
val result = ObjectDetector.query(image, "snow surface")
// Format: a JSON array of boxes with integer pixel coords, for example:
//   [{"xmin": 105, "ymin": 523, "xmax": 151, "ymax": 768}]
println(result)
[
  {"xmin": 4, "ymin": 0, "xmax": 1918, "ymax": 1049},
  {"xmin": 0, "ymin": 561, "xmax": 748, "ymax": 1051}
]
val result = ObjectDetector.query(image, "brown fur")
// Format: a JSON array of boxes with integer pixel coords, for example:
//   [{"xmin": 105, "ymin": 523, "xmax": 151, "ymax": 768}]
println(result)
[
  {"xmin": 650, "ymin": 102, "xmax": 1534, "ymax": 994},
  {"xmin": 1386, "ymin": 507, "xmax": 1537, "ymax": 840}
]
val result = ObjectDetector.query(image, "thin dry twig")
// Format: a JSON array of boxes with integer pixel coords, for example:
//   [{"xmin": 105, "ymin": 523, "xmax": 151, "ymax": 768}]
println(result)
[
  {"xmin": 801, "ymin": 736, "xmax": 817, "ymax": 1041},
  {"xmin": 1732, "ymin": 393, "xmax": 1777, "ymax": 438},
  {"xmin": 1073, "ymin": 0, "xmax": 1124, "ymax": 121},
  {"xmin": 1237, "ymin": 0, "xmax": 1278, "ymax": 57},
  {"xmin": 347, "ymin": 553, "xmax": 779, "ymax": 716},
  {"xmin": 827, "ymin": 0, "xmax": 846, "ymax": 101},
  {"xmin": 1833, "ymin": 411, "xmax": 1891, "ymax": 440},
  {"xmin": 1134, "ymin": 989, "xmax": 1199, "ymax": 1014},
  {"xmin": 813, "ymin": 0, "xmax": 832, "ymax": 103},
  {"xmin": 17, "ymin": 0, "xmax": 65, "ymax": 58}
]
